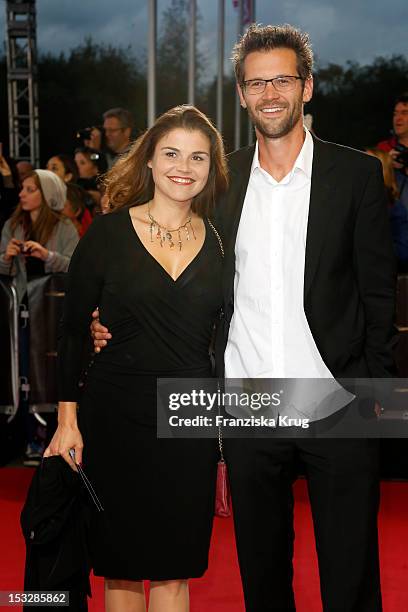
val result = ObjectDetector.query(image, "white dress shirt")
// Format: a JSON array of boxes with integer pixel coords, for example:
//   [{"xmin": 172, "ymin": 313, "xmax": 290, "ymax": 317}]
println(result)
[{"xmin": 225, "ymin": 129, "xmax": 335, "ymax": 380}]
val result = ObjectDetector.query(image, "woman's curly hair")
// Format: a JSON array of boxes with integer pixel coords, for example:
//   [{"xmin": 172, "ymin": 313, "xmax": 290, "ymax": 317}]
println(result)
[{"xmin": 103, "ymin": 105, "xmax": 229, "ymax": 218}]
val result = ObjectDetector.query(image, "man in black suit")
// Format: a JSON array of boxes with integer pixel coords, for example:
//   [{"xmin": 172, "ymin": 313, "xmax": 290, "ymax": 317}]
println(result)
[{"xmin": 215, "ymin": 24, "xmax": 396, "ymax": 612}]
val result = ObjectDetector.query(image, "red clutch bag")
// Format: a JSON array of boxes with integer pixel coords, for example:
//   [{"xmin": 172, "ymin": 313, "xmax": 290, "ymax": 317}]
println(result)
[{"xmin": 215, "ymin": 458, "xmax": 231, "ymax": 517}]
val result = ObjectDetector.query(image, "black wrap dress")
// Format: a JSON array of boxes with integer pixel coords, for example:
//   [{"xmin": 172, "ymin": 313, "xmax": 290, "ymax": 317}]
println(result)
[{"xmin": 58, "ymin": 206, "xmax": 222, "ymax": 581}]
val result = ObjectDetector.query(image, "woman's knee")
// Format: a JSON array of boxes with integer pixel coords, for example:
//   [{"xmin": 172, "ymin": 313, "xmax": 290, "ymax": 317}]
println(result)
[
  {"xmin": 150, "ymin": 579, "xmax": 188, "ymax": 597},
  {"xmin": 105, "ymin": 578, "xmax": 144, "ymax": 591}
]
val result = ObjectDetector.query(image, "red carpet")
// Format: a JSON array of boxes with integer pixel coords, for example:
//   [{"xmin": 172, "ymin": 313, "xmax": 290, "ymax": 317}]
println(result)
[{"xmin": 1, "ymin": 468, "xmax": 407, "ymax": 611}]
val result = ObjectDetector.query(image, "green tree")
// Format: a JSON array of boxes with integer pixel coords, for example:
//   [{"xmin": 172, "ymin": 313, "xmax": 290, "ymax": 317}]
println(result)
[
  {"xmin": 309, "ymin": 55, "xmax": 408, "ymax": 148},
  {"xmin": 202, "ymin": 73, "xmax": 244, "ymax": 153},
  {"xmin": 156, "ymin": 0, "xmax": 207, "ymax": 115},
  {"xmin": 1, "ymin": 42, "xmax": 407, "ymax": 162},
  {"xmin": 38, "ymin": 38, "xmax": 146, "ymax": 163}
]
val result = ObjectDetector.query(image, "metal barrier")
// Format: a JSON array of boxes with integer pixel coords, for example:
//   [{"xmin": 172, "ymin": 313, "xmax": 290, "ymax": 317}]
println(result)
[
  {"xmin": 395, "ymin": 274, "xmax": 408, "ymax": 377},
  {"xmin": 27, "ymin": 274, "xmax": 67, "ymax": 412},
  {"xmin": 0, "ymin": 276, "xmax": 19, "ymax": 418},
  {"xmin": 0, "ymin": 273, "xmax": 66, "ymax": 420}
]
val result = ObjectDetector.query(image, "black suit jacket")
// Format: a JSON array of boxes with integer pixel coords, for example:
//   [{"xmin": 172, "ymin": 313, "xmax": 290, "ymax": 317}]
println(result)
[
  {"xmin": 21, "ymin": 457, "xmax": 92, "ymax": 611},
  {"xmin": 215, "ymin": 136, "xmax": 398, "ymax": 379}
]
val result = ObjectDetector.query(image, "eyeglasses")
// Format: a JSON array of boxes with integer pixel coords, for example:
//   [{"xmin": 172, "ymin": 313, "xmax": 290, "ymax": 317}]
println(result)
[
  {"xmin": 243, "ymin": 75, "xmax": 303, "ymax": 95},
  {"xmin": 104, "ymin": 127, "xmax": 125, "ymax": 134}
]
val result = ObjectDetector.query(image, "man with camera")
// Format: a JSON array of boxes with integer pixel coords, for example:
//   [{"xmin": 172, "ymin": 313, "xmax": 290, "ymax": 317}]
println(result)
[
  {"xmin": 80, "ymin": 107, "xmax": 134, "ymax": 170},
  {"xmin": 378, "ymin": 92, "xmax": 408, "ymax": 214}
]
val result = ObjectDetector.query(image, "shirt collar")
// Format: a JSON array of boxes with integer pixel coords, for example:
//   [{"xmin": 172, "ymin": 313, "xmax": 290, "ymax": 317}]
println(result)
[{"xmin": 251, "ymin": 127, "xmax": 314, "ymax": 181}]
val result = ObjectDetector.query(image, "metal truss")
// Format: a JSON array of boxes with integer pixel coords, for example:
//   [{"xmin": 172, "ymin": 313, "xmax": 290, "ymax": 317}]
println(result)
[{"xmin": 6, "ymin": 0, "xmax": 40, "ymax": 166}]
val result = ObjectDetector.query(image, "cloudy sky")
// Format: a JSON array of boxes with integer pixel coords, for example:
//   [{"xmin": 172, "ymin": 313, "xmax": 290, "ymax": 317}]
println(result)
[{"xmin": 0, "ymin": 0, "xmax": 407, "ymax": 76}]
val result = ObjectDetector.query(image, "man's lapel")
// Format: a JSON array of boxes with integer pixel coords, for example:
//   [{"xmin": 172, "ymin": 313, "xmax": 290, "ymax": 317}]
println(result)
[
  {"xmin": 223, "ymin": 146, "xmax": 254, "ymax": 304},
  {"xmin": 225, "ymin": 145, "xmax": 255, "ymax": 245},
  {"xmin": 304, "ymin": 137, "xmax": 336, "ymax": 299}
]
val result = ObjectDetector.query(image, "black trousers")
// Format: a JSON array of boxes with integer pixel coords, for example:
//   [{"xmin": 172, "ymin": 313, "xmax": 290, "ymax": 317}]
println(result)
[{"xmin": 224, "ymin": 437, "xmax": 381, "ymax": 612}]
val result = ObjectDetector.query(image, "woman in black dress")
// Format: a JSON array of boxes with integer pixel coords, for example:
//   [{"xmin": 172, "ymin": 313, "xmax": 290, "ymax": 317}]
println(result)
[{"xmin": 44, "ymin": 106, "xmax": 228, "ymax": 611}]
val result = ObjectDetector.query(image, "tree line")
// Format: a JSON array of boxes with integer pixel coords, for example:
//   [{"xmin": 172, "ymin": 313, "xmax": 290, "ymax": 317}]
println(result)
[{"xmin": 0, "ymin": 0, "xmax": 407, "ymax": 163}]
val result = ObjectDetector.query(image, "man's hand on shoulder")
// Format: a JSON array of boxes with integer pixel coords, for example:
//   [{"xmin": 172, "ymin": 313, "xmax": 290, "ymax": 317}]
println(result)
[{"xmin": 90, "ymin": 308, "xmax": 112, "ymax": 352}]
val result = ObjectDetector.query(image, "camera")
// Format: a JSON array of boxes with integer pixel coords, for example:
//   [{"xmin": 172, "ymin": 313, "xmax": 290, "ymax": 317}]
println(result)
[
  {"xmin": 395, "ymin": 144, "xmax": 408, "ymax": 168},
  {"xmin": 76, "ymin": 126, "xmax": 104, "ymax": 142},
  {"xmin": 21, "ymin": 243, "xmax": 32, "ymax": 254}
]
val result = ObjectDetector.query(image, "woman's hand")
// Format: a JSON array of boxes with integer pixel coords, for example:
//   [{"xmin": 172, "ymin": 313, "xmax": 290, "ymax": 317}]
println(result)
[
  {"xmin": 0, "ymin": 154, "xmax": 12, "ymax": 177},
  {"xmin": 4, "ymin": 238, "xmax": 22, "ymax": 262},
  {"xmin": 23, "ymin": 240, "xmax": 49, "ymax": 261},
  {"xmin": 43, "ymin": 402, "xmax": 83, "ymax": 471},
  {"xmin": 91, "ymin": 308, "xmax": 112, "ymax": 352},
  {"xmin": 84, "ymin": 127, "xmax": 102, "ymax": 151}
]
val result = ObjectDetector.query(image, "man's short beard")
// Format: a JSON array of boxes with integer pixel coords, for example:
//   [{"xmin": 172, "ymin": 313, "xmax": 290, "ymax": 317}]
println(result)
[{"xmin": 248, "ymin": 97, "xmax": 303, "ymax": 139}]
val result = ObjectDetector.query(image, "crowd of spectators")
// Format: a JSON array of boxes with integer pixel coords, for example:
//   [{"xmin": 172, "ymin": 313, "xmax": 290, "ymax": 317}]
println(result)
[
  {"xmin": 0, "ymin": 107, "xmax": 135, "ymax": 465},
  {"xmin": 0, "ymin": 106, "xmax": 135, "ymax": 236},
  {"xmin": 376, "ymin": 93, "xmax": 408, "ymax": 271}
]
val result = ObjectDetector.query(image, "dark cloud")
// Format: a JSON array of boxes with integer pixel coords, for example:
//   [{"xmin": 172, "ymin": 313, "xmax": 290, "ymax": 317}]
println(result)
[
  {"xmin": 0, "ymin": 0, "xmax": 406, "ymax": 73},
  {"xmin": 255, "ymin": 0, "xmax": 407, "ymax": 66}
]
